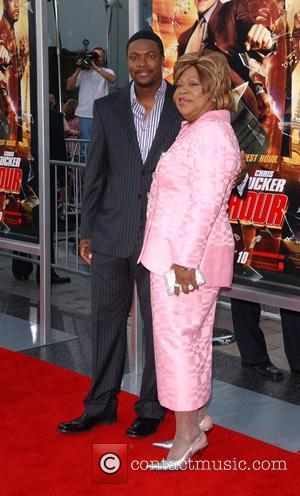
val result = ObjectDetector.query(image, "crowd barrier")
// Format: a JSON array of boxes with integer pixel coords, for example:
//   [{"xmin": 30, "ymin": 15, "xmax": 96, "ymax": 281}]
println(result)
[{"xmin": 52, "ymin": 138, "xmax": 90, "ymax": 275}]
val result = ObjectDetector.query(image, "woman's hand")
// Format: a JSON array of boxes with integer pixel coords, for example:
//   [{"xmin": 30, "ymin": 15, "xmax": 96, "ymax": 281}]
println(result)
[{"xmin": 171, "ymin": 263, "xmax": 199, "ymax": 296}]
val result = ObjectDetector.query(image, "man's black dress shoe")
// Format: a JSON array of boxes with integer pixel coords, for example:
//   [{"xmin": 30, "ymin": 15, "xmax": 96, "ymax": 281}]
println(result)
[
  {"xmin": 126, "ymin": 417, "xmax": 161, "ymax": 438},
  {"xmin": 36, "ymin": 271, "xmax": 71, "ymax": 285},
  {"xmin": 242, "ymin": 362, "xmax": 284, "ymax": 381},
  {"xmin": 58, "ymin": 412, "xmax": 116, "ymax": 433},
  {"xmin": 51, "ymin": 271, "xmax": 71, "ymax": 285}
]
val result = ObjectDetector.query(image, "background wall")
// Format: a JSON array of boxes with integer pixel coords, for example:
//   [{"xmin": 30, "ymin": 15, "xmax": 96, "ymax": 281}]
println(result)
[{"xmin": 48, "ymin": 0, "xmax": 107, "ymax": 52}]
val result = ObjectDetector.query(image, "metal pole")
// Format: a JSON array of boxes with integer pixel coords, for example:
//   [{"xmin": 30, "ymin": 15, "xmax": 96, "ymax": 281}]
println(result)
[
  {"xmin": 105, "ymin": 3, "xmax": 110, "ymax": 61},
  {"xmin": 128, "ymin": 0, "xmax": 140, "ymax": 37},
  {"xmin": 128, "ymin": 0, "xmax": 141, "ymax": 374},
  {"xmin": 53, "ymin": 0, "xmax": 62, "ymax": 111},
  {"xmin": 128, "ymin": 0, "xmax": 140, "ymax": 85},
  {"xmin": 36, "ymin": 0, "xmax": 51, "ymax": 344},
  {"xmin": 129, "ymin": 286, "xmax": 143, "ymax": 375}
]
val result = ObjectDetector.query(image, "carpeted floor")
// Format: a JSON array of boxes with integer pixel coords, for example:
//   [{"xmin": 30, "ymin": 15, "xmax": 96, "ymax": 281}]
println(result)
[{"xmin": 1, "ymin": 347, "xmax": 299, "ymax": 496}]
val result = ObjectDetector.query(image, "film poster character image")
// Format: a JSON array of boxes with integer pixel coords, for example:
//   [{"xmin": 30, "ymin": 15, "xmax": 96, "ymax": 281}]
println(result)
[
  {"xmin": 0, "ymin": 0, "xmax": 38, "ymax": 239},
  {"xmin": 152, "ymin": 0, "xmax": 300, "ymax": 292}
]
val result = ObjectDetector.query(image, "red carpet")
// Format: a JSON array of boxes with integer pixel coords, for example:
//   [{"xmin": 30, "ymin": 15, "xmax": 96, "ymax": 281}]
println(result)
[{"xmin": 0, "ymin": 347, "xmax": 299, "ymax": 496}]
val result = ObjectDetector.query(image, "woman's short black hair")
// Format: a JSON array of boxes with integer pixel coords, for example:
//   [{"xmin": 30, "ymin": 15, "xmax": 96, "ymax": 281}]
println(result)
[{"xmin": 126, "ymin": 30, "xmax": 164, "ymax": 56}]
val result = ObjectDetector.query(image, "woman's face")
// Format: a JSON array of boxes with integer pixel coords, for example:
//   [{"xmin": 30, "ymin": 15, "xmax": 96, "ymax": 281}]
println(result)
[{"xmin": 174, "ymin": 66, "xmax": 214, "ymax": 122}]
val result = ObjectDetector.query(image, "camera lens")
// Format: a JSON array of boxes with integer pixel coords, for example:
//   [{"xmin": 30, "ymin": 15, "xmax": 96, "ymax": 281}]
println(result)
[{"xmin": 77, "ymin": 51, "xmax": 98, "ymax": 70}]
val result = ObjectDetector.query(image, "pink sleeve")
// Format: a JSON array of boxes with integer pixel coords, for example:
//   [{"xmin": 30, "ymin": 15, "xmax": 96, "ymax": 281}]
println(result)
[{"xmin": 173, "ymin": 123, "xmax": 240, "ymax": 267}]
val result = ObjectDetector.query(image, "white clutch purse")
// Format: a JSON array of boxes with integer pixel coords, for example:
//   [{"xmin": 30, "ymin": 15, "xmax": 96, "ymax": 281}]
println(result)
[{"xmin": 163, "ymin": 267, "xmax": 205, "ymax": 296}]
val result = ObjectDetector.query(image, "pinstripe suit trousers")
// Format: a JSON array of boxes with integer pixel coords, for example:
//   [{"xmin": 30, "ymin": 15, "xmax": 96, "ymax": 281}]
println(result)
[{"xmin": 84, "ymin": 227, "xmax": 166, "ymax": 419}]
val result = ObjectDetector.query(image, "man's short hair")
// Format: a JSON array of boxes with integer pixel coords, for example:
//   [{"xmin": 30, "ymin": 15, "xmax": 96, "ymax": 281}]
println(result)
[
  {"xmin": 92, "ymin": 47, "xmax": 106, "ymax": 55},
  {"xmin": 92, "ymin": 47, "xmax": 107, "ymax": 67},
  {"xmin": 126, "ymin": 30, "xmax": 164, "ymax": 56}
]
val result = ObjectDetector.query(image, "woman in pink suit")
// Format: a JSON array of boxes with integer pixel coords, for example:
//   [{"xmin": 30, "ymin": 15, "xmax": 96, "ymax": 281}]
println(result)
[{"xmin": 138, "ymin": 50, "xmax": 241, "ymax": 470}]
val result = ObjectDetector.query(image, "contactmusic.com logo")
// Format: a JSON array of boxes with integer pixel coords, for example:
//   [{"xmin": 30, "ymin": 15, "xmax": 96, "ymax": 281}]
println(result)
[{"xmin": 93, "ymin": 444, "xmax": 128, "ymax": 483}]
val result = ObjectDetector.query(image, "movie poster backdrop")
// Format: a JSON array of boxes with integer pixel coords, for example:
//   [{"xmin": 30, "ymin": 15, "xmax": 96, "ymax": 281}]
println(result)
[
  {"xmin": 152, "ymin": 0, "xmax": 300, "ymax": 295},
  {"xmin": 0, "ymin": 0, "xmax": 38, "ymax": 243}
]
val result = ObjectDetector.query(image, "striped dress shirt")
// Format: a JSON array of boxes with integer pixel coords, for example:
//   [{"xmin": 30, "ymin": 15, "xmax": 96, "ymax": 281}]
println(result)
[{"xmin": 130, "ymin": 79, "xmax": 167, "ymax": 164}]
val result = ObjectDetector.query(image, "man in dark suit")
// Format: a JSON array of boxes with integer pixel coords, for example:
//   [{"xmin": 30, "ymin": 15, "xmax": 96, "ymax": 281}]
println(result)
[
  {"xmin": 58, "ymin": 31, "xmax": 183, "ymax": 437},
  {"xmin": 231, "ymin": 300, "xmax": 300, "ymax": 380},
  {"xmin": 178, "ymin": 0, "xmax": 273, "ymax": 152}
]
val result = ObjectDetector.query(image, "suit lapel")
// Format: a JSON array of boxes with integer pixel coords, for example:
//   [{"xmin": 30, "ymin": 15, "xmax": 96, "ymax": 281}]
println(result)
[
  {"xmin": 207, "ymin": 0, "xmax": 223, "ymax": 35},
  {"xmin": 115, "ymin": 85, "xmax": 143, "ymax": 163},
  {"xmin": 115, "ymin": 82, "xmax": 181, "ymax": 168},
  {"xmin": 144, "ymin": 83, "xmax": 181, "ymax": 167}
]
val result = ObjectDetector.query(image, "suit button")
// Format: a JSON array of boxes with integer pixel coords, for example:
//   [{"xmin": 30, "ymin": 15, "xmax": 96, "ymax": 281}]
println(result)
[
  {"xmin": 138, "ymin": 194, "xmax": 142, "ymax": 199},
  {"xmin": 141, "ymin": 171, "xmax": 145, "ymax": 176}
]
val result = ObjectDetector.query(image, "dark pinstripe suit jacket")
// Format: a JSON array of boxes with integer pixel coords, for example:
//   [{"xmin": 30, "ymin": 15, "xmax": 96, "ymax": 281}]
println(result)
[{"xmin": 80, "ymin": 81, "xmax": 182, "ymax": 257}]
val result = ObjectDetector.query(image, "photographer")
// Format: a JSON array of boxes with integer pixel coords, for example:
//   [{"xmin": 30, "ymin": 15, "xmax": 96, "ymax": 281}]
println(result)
[{"xmin": 66, "ymin": 47, "xmax": 116, "ymax": 141}]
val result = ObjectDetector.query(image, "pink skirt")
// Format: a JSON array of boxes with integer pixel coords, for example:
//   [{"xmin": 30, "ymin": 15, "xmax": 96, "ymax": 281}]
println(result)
[{"xmin": 150, "ymin": 273, "xmax": 219, "ymax": 411}]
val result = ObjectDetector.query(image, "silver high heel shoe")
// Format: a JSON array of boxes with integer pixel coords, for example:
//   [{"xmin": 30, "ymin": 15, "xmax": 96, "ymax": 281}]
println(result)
[
  {"xmin": 147, "ymin": 431, "xmax": 208, "ymax": 471},
  {"xmin": 152, "ymin": 414, "xmax": 213, "ymax": 450}
]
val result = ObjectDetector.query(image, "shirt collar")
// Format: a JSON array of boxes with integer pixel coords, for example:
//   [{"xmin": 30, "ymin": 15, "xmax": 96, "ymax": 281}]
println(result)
[{"xmin": 130, "ymin": 78, "xmax": 167, "ymax": 108}]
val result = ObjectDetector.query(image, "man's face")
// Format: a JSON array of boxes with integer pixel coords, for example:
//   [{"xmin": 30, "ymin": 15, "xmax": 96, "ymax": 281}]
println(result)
[
  {"xmin": 4, "ymin": 0, "xmax": 19, "ymax": 23},
  {"xmin": 194, "ymin": 0, "xmax": 216, "ymax": 15},
  {"xmin": 93, "ymin": 49, "xmax": 105, "ymax": 66},
  {"xmin": 127, "ymin": 39, "xmax": 163, "ymax": 88}
]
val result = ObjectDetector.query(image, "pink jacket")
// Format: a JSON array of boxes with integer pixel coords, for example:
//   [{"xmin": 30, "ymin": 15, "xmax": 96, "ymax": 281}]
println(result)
[{"xmin": 138, "ymin": 109, "xmax": 241, "ymax": 288}]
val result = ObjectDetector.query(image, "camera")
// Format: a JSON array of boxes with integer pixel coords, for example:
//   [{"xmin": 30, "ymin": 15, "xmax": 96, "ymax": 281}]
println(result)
[{"xmin": 76, "ymin": 51, "xmax": 98, "ymax": 70}]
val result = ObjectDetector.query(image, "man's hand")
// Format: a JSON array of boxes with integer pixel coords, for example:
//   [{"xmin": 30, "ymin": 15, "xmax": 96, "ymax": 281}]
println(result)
[
  {"xmin": 75, "ymin": 56, "xmax": 83, "ymax": 68},
  {"xmin": 232, "ymin": 151, "xmax": 247, "ymax": 189},
  {"xmin": 0, "ymin": 45, "xmax": 11, "ymax": 66},
  {"xmin": 171, "ymin": 263, "xmax": 198, "ymax": 296},
  {"xmin": 79, "ymin": 239, "xmax": 92, "ymax": 265},
  {"xmin": 245, "ymin": 24, "xmax": 273, "ymax": 51},
  {"xmin": 256, "ymin": 91, "xmax": 272, "ymax": 118},
  {"xmin": 91, "ymin": 60, "xmax": 100, "ymax": 72}
]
